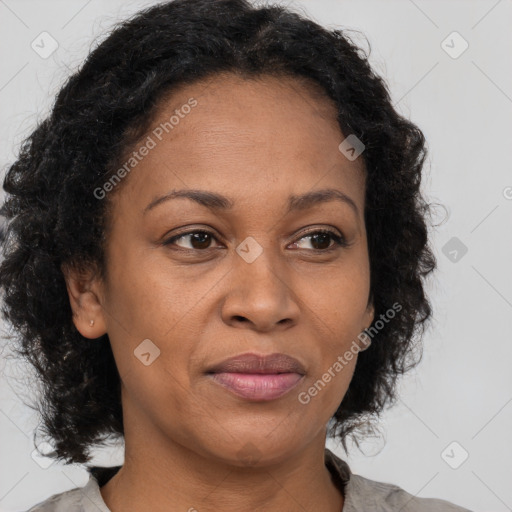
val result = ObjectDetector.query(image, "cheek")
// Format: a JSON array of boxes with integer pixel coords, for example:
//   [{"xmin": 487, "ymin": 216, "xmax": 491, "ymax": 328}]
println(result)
[
  {"xmin": 298, "ymin": 273, "xmax": 366, "ymax": 415},
  {"xmin": 101, "ymin": 250, "xmax": 197, "ymax": 388},
  {"xmin": 117, "ymin": 355, "xmax": 204, "ymax": 448},
  {"xmin": 104, "ymin": 241, "xmax": 206, "ymax": 339},
  {"xmin": 298, "ymin": 272, "xmax": 369, "ymax": 335},
  {"xmin": 297, "ymin": 356, "xmax": 356, "ymax": 432}
]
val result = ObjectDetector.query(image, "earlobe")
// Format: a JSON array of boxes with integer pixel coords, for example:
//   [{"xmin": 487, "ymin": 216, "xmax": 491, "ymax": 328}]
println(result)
[{"xmin": 61, "ymin": 263, "xmax": 107, "ymax": 339}]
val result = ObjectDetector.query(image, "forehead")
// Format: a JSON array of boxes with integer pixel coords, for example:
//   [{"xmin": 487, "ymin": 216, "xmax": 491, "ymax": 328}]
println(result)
[{"xmin": 109, "ymin": 72, "xmax": 366, "ymax": 219}]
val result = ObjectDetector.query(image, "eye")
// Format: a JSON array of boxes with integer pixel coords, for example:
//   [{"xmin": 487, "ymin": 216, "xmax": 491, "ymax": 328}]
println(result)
[
  {"xmin": 290, "ymin": 229, "xmax": 349, "ymax": 252},
  {"xmin": 163, "ymin": 230, "xmax": 220, "ymax": 250}
]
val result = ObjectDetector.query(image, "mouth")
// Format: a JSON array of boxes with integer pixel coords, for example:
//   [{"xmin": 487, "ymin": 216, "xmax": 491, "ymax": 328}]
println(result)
[{"xmin": 205, "ymin": 352, "xmax": 306, "ymax": 402}]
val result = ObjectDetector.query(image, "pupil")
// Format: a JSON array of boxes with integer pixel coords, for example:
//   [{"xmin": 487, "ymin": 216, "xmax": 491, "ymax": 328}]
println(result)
[
  {"xmin": 192, "ymin": 233, "xmax": 210, "ymax": 249},
  {"xmin": 312, "ymin": 233, "xmax": 330, "ymax": 250}
]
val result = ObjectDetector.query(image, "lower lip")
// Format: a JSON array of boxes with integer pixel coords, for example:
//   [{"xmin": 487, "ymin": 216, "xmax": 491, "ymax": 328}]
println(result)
[{"xmin": 209, "ymin": 372, "xmax": 304, "ymax": 401}]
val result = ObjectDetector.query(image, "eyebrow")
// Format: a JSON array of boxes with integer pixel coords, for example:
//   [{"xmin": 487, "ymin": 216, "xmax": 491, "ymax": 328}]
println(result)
[{"xmin": 144, "ymin": 187, "xmax": 359, "ymax": 217}]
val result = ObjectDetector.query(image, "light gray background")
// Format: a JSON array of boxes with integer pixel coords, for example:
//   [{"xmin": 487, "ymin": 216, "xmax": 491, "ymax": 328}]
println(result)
[{"xmin": 1, "ymin": 1, "xmax": 511, "ymax": 511}]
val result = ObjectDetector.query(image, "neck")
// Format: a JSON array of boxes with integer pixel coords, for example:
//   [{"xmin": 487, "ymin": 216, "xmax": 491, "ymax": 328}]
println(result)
[{"xmin": 100, "ymin": 403, "xmax": 344, "ymax": 512}]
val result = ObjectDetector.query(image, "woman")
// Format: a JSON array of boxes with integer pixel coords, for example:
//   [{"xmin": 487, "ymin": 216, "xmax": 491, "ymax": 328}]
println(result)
[{"xmin": 0, "ymin": 0, "xmax": 472, "ymax": 510}]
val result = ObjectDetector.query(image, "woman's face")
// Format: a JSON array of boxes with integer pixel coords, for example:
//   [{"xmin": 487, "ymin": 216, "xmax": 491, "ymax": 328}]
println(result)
[{"xmin": 81, "ymin": 72, "xmax": 374, "ymax": 466}]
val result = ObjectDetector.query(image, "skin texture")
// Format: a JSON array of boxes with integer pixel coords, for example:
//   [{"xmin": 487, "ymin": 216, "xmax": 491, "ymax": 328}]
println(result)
[{"xmin": 63, "ymin": 72, "xmax": 375, "ymax": 512}]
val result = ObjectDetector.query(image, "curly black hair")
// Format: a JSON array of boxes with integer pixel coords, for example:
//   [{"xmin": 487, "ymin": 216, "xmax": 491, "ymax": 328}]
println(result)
[{"xmin": 0, "ymin": 0, "xmax": 437, "ymax": 464}]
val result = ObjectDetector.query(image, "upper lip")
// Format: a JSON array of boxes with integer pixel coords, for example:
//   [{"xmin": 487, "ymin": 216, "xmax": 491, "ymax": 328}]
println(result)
[{"xmin": 206, "ymin": 352, "xmax": 306, "ymax": 375}]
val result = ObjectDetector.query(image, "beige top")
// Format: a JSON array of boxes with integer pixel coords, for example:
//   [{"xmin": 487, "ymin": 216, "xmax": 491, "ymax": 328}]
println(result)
[{"xmin": 26, "ymin": 448, "xmax": 473, "ymax": 511}]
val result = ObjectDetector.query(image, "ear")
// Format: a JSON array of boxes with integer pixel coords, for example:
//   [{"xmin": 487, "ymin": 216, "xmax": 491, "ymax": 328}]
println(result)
[
  {"xmin": 61, "ymin": 262, "xmax": 108, "ymax": 339},
  {"xmin": 363, "ymin": 300, "xmax": 375, "ymax": 330}
]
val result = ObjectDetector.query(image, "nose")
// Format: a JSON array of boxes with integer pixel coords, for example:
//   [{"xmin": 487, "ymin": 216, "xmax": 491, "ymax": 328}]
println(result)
[{"xmin": 220, "ymin": 247, "xmax": 300, "ymax": 332}]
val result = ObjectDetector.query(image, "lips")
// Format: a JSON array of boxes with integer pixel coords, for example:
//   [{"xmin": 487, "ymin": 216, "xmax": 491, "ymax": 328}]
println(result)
[
  {"xmin": 206, "ymin": 352, "xmax": 306, "ymax": 375},
  {"xmin": 206, "ymin": 353, "xmax": 306, "ymax": 401}
]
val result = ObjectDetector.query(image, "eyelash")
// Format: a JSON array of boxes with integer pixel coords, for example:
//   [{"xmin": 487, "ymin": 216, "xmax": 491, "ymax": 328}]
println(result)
[{"xmin": 162, "ymin": 228, "xmax": 350, "ymax": 253}]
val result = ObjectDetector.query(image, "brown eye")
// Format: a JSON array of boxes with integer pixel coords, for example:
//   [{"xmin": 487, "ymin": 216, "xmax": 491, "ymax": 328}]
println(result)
[
  {"xmin": 309, "ymin": 232, "xmax": 333, "ymax": 250},
  {"xmin": 163, "ymin": 230, "xmax": 218, "ymax": 250},
  {"xmin": 291, "ymin": 229, "xmax": 348, "ymax": 251}
]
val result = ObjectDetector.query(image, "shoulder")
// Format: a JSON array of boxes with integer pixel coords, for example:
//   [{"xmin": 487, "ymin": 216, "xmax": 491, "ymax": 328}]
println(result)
[
  {"xmin": 346, "ymin": 472, "xmax": 473, "ymax": 512},
  {"xmin": 27, "ymin": 488, "xmax": 81, "ymax": 512},
  {"xmin": 24, "ymin": 470, "xmax": 112, "ymax": 512},
  {"xmin": 25, "ymin": 487, "xmax": 85, "ymax": 512},
  {"xmin": 325, "ymin": 449, "xmax": 473, "ymax": 512}
]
